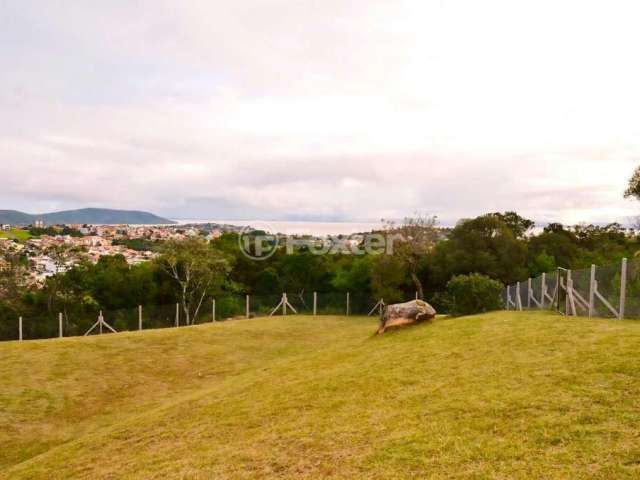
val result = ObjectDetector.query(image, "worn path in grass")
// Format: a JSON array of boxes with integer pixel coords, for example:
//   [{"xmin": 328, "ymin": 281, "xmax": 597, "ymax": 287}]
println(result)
[{"xmin": 2, "ymin": 311, "xmax": 640, "ymax": 479}]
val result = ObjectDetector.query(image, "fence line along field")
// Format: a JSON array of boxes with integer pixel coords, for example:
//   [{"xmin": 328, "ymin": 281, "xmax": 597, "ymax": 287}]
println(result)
[
  {"xmin": 1, "ymin": 291, "xmax": 387, "ymax": 342},
  {"xmin": 2, "ymin": 311, "xmax": 640, "ymax": 479},
  {"xmin": 503, "ymin": 257, "xmax": 640, "ymax": 319}
]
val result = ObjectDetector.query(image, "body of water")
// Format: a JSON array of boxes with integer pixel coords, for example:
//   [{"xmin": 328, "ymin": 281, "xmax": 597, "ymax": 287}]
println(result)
[{"xmin": 174, "ymin": 219, "xmax": 383, "ymax": 236}]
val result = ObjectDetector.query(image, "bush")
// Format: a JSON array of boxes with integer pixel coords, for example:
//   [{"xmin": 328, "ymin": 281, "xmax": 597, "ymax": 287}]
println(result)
[
  {"xmin": 446, "ymin": 273, "xmax": 503, "ymax": 316},
  {"xmin": 426, "ymin": 291, "xmax": 449, "ymax": 314}
]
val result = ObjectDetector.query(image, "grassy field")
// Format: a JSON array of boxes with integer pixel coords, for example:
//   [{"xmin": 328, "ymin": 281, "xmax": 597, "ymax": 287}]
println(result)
[
  {"xmin": 0, "ymin": 228, "xmax": 32, "ymax": 242},
  {"xmin": 2, "ymin": 311, "xmax": 640, "ymax": 479}
]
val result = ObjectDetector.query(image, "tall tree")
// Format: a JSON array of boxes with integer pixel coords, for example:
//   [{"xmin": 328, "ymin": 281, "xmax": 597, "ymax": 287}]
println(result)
[
  {"xmin": 489, "ymin": 212, "xmax": 535, "ymax": 239},
  {"xmin": 384, "ymin": 214, "xmax": 440, "ymax": 299},
  {"xmin": 370, "ymin": 254, "xmax": 407, "ymax": 303},
  {"xmin": 158, "ymin": 238, "xmax": 230, "ymax": 325},
  {"xmin": 428, "ymin": 214, "xmax": 528, "ymax": 287},
  {"xmin": 331, "ymin": 256, "xmax": 373, "ymax": 294},
  {"xmin": 43, "ymin": 244, "xmax": 79, "ymax": 317},
  {"xmin": 0, "ymin": 253, "xmax": 26, "ymax": 308},
  {"xmin": 625, "ymin": 165, "xmax": 640, "ymax": 201}
]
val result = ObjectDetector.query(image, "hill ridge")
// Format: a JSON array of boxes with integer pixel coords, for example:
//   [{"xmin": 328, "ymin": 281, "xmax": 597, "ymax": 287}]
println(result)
[{"xmin": 0, "ymin": 208, "xmax": 175, "ymax": 225}]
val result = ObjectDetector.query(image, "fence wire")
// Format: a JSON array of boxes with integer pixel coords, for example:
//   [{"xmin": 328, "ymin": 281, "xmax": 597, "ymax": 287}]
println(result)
[
  {"xmin": 530, "ymin": 276, "xmax": 542, "ymax": 308},
  {"xmin": 569, "ymin": 267, "xmax": 591, "ymax": 317},
  {"xmin": 9, "ymin": 258, "xmax": 638, "ymax": 342},
  {"xmin": 626, "ymin": 260, "xmax": 640, "ymax": 318},
  {"xmin": 595, "ymin": 263, "xmax": 622, "ymax": 318},
  {"xmin": 503, "ymin": 258, "xmax": 638, "ymax": 320},
  {"xmin": 544, "ymin": 271, "xmax": 558, "ymax": 309},
  {"xmin": 0, "ymin": 291, "xmax": 389, "ymax": 342}
]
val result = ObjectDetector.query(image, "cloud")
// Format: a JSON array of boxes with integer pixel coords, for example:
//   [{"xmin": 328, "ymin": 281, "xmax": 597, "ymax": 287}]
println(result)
[{"xmin": 1, "ymin": 0, "xmax": 640, "ymax": 224}]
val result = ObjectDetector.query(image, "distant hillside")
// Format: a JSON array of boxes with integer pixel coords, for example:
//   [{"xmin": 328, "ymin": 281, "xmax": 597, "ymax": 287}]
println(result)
[
  {"xmin": 0, "ymin": 208, "xmax": 175, "ymax": 225},
  {"xmin": 0, "ymin": 210, "xmax": 33, "ymax": 225}
]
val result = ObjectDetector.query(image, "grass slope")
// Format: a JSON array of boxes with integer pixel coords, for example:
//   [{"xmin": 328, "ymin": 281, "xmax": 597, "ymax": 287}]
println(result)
[
  {"xmin": 2, "ymin": 312, "xmax": 640, "ymax": 479},
  {"xmin": 0, "ymin": 228, "xmax": 32, "ymax": 242}
]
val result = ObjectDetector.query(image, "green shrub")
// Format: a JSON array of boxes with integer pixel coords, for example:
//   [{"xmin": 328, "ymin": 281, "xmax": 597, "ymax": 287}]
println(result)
[
  {"xmin": 426, "ymin": 291, "xmax": 449, "ymax": 314},
  {"xmin": 446, "ymin": 273, "xmax": 503, "ymax": 316}
]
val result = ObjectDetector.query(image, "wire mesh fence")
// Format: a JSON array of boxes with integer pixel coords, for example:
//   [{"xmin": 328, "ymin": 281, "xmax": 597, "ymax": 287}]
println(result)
[
  {"xmin": 557, "ymin": 269, "xmax": 568, "ymax": 315},
  {"xmin": 502, "ymin": 258, "xmax": 637, "ymax": 320},
  {"xmin": 9, "ymin": 257, "xmax": 636, "ymax": 342},
  {"xmin": 0, "ymin": 291, "xmax": 391, "ymax": 342},
  {"xmin": 626, "ymin": 260, "xmax": 640, "ymax": 318}
]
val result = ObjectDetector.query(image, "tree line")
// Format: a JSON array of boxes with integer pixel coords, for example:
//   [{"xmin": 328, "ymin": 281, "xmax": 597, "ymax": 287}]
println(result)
[{"xmin": 2, "ymin": 210, "xmax": 639, "ymax": 339}]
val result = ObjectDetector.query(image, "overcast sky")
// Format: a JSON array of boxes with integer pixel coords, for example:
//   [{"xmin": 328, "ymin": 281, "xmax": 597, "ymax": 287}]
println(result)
[{"xmin": 2, "ymin": 1, "xmax": 640, "ymax": 225}]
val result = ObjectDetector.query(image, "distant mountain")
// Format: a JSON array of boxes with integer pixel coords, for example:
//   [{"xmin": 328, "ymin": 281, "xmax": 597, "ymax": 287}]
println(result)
[
  {"xmin": 0, "ymin": 210, "xmax": 34, "ymax": 225},
  {"xmin": 0, "ymin": 208, "xmax": 176, "ymax": 225}
]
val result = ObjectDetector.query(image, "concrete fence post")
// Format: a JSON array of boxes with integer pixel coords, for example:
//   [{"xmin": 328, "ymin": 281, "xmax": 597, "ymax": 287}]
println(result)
[
  {"xmin": 175, "ymin": 303, "xmax": 179, "ymax": 327},
  {"xmin": 212, "ymin": 299, "xmax": 216, "ymax": 322},
  {"xmin": 18, "ymin": 316, "xmax": 23, "ymax": 341},
  {"xmin": 567, "ymin": 272, "xmax": 579, "ymax": 316},
  {"xmin": 282, "ymin": 293, "xmax": 287, "ymax": 316},
  {"xmin": 620, "ymin": 258, "xmax": 628, "ymax": 320},
  {"xmin": 541, "ymin": 273, "xmax": 546, "ymax": 309},
  {"xmin": 527, "ymin": 278, "xmax": 532, "ymax": 309},
  {"xmin": 138, "ymin": 305, "xmax": 142, "ymax": 331},
  {"xmin": 589, "ymin": 265, "xmax": 596, "ymax": 318},
  {"xmin": 506, "ymin": 285, "xmax": 510, "ymax": 310},
  {"xmin": 566, "ymin": 270, "xmax": 573, "ymax": 316},
  {"xmin": 346, "ymin": 292, "xmax": 350, "ymax": 316},
  {"xmin": 58, "ymin": 312, "xmax": 63, "ymax": 338},
  {"xmin": 246, "ymin": 294, "xmax": 250, "ymax": 319},
  {"xmin": 555, "ymin": 270, "xmax": 561, "ymax": 312},
  {"xmin": 313, "ymin": 291, "xmax": 317, "ymax": 316}
]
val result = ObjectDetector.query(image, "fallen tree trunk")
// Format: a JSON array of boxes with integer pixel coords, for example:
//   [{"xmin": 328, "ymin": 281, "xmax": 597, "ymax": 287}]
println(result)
[{"xmin": 378, "ymin": 299, "xmax": 436, "ymax": 334}]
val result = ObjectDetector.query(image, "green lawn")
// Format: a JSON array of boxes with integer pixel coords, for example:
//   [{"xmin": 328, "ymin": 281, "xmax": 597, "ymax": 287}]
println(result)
[
  {"xmin": 0, "ymin": 228, "xmax": 32, "ymax": 242},
  {"xmin": 2, "ymin": 311, "xmax": 640, "ymax": 479}
]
